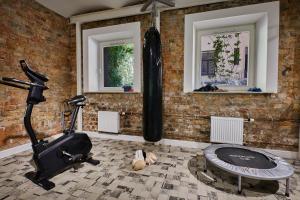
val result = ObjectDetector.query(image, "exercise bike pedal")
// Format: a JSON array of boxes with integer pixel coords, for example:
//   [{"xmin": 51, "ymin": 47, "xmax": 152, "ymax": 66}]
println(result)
[
  {"xmin": 71, "ymin": 154, "xmax": 83, "ymax": 162},
  {"xmin": 86, "ymin": 158, "xmax": 100, "ymax": 165},
  {"xmin": 62, "ymin": 151, "xmax": 83, "ymax": 162},
  {"xmin": 25, "ymin": 171, "xmax": 55, "ymax": 190}
]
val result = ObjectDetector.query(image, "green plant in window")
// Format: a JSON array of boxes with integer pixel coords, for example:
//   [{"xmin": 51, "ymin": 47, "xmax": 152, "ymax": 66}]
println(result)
[{"xmin": 106, "ymin": 44, "xmax": 134, "ymax": 87}]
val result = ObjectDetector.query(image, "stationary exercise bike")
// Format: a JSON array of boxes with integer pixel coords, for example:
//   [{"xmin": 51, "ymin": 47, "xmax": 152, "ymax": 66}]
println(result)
[{"xmin": 0, "ymin": 60, "xmax": 99, "ymax": 190}]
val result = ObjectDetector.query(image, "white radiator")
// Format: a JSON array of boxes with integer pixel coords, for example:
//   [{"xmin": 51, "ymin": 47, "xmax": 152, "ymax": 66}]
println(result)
[
  {"xmin": 98, "ymin": 111, "xmax": 120, "ymax": 133},
  {"xmin": 210, "ymin": 116, "xmax": 244, "ymax": 145}
]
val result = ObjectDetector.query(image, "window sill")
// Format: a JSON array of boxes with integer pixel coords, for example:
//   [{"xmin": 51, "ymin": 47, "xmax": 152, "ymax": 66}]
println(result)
[
  {"xmin": 190, "ymin": 91, "xmax": 274, "ymax": 94},
  {"xmin": 84, "ymin": 91, "xmax": 141, "ymax": 94}
]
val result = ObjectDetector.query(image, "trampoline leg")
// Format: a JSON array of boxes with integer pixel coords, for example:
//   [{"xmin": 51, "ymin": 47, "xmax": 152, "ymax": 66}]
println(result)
[
  {"xmin": 285, "ymin": 178, "xmax": 290, "ymax": 197},
  {"xmin": 238, "ymin": 175, "xmax": 242, "ymax": 194},
  {"xmin": 204, "ymin": 158, "xmax": 207, "ymax": 172}
]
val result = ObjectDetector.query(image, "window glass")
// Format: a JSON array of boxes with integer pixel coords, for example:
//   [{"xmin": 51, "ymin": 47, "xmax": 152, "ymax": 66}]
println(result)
[
  {"xmin": 200, "ymin": 31, "xmax": 250, "ymax": 87},
  {"xmin": 102, "ymin": 43, "xmax": 134, "ymax": 88},
  {"xmin": 201, "ymin": 51, "xmax": 216, "ymax": 76}
]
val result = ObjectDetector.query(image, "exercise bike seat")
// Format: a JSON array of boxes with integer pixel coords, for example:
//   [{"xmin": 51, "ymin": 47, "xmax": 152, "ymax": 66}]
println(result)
[
  {"xmin": 20, "ymin": 60, "xmax": 49, "ymax": 82},
  {"xmin": 67, "ymin": 95, "xmax": 86, "ymax": 105}
]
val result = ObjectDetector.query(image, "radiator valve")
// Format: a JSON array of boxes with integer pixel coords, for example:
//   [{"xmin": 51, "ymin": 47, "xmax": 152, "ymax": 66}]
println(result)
[{"xmin": 120, "ymin": 112, "xmax": 126, "ymax": 116}]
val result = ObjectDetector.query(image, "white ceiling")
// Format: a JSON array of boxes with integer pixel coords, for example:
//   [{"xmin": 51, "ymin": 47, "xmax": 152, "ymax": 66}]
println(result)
[
  {"xmin": 36, "ymin": 0, "xmax": 144, "ymax": 18},
  {"xmin": 36, "ymin": 0, "xmax": 228, "ymax": 19}
]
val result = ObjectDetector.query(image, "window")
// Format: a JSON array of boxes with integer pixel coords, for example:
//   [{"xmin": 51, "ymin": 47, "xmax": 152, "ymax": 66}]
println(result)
[
  {"xmin": 201, "ymin": 51, "xmax": 216, "ymax": 76},
  {"xmin": 196, "ymin": 25, "xmax": 255, "ymax": 90},
  {"xmin": 99, "ymin": 40, "xmax": 134, "ymax": 91},
  {"xmin": 184, "ymin": 2, "xmax": 280, "ymax": 93},
  {"xmin": 83, "ymin": 22, "xmax": 141, "ymax": 93}
]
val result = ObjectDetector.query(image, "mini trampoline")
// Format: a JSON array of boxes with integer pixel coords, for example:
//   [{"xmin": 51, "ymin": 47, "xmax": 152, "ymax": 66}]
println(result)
[{"xmin": 204, "ymin": 144, "xmax": 294, "ymax": 196}]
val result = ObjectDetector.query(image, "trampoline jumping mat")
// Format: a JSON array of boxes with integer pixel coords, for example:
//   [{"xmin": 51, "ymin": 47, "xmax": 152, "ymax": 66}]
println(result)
[{"xmin": 215, "ymin": 147, "xmax": 277, "ymax": 169}]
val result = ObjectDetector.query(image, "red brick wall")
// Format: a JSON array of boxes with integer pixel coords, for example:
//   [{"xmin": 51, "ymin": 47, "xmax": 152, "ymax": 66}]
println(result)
[
  {"xmin": 1, "ymin": 0, "xmax": 298, "ymax": 152},
  {"xmin": 0, "ymin": 0, "xmax": 71, "ymax": 149},
  {"xmin": 70, "ymin": 0, "xmax": 300, "ymax": 151},
  {"xmin": 160, "ymin": 0, "xmax": 300, "ymax": 151}
]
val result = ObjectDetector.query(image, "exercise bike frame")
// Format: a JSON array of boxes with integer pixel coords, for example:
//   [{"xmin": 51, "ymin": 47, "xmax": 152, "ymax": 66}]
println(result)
[
  {"xmin": 0, "ymin": 60, "xmax": 99, "ymax": 190},
  {"xmin": 0, "ymin": 77, "xmax": 47, "ymax": 151}
]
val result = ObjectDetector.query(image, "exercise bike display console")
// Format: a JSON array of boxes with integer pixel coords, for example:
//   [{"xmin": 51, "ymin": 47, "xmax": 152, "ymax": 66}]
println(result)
[{"xmin": 0, "ymin": 60, "xmax": 100, "ymax": 190}]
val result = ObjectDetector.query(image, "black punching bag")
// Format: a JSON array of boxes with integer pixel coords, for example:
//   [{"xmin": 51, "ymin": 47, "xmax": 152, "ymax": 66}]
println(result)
[{"xmin": 143, "ymin": 26, "xmax": 162, "ymax": 142}]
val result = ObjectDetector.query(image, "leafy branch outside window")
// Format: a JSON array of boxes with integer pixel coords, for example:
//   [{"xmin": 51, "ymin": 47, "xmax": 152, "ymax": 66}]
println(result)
[{"xmin": 208, "ymin": 32, "xmax": 241, "ymax": 81}]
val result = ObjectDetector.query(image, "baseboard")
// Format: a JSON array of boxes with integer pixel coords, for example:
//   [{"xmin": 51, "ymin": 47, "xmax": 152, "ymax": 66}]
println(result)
[
  {"xmin": 0, "ymin": 143, "xmax": 32, "ymax": 159},
  {"xmin": 86, "ymin": 131, "xmax": 298, "ymax": 159},
  {"xmin": 265, "ymin": 149, "xmax": 298, "ymax": 160},
  {"xmin": 85, "ymin": 131, "xmax": 211, "ymax": 149},
  {"xmin": 0, "ymin": 132, "xmax": 298, "ymax": 160},
  {"xmin": 0, "ymin": 133, "xmax": 63, "ymax": 159},
  {"xmin": 156, "ymin": 138, "xmax": 211, "ymax": 149},
  {"xmin": 86, "ymin": 131, "xmax": 145, "ymax": 142}
]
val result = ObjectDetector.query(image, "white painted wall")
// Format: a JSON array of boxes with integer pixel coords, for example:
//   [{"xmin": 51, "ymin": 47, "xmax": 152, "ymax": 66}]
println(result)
[
  {"xmin": 255, "ymin": 14, "xmax": 268, "ymax": 91},
  {"xmin": 87, "ymin": 38, "xmax": 99, "ymax": 91},
  {"xmin": 76, "ymin": 22, "xmax": 83, "ymax": 131}
]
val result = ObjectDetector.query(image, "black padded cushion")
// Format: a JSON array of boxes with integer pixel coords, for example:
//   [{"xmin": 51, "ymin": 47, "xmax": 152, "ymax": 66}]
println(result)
[{"xmin": 216, "ymin": 147, "xmax": 277, "ymax": 169}]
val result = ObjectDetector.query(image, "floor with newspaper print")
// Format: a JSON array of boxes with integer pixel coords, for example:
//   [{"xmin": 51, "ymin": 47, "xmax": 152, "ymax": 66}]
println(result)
[{"xmin": 0, "ymin": 138, "xmax": 299, "ymax": 200}]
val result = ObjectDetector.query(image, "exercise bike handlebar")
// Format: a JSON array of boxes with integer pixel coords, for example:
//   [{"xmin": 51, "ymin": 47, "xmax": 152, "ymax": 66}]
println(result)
[
  {"xmin": 0, "ymin": 77, "xmax": 49, "ymax": 90},
  {"xmin": 0, "ymin": 78, "xmax": 29, "ymax": 90}
]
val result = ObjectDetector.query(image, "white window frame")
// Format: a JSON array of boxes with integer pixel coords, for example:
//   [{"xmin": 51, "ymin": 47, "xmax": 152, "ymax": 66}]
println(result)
[
  {"xmin": 98, "ymin": 39, "xmax": 134, "ymax": 92},
  {"xmin": 195, "ymin": 24, "xmax": 255, "ymax": 91},
  {"xmin": 184, "ymin": 1, "xmax": 280, "ymax": 93},
  {"xmin": 83, "ymin": 22, "xmax": 141, "ymax": 93}
]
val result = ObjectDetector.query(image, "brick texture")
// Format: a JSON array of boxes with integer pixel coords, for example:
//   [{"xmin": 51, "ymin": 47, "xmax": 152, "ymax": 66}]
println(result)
[
  {"xmin": 0, "ymin": 0, "xmax": 71, "ymax": 149},
  {"xmin": 1, "ymin": 0, "xmax": 299, "ymax": 152},
  {"xmin": 71, "ymin": 0, "xmax": 300, "ymax": 151},
  {"xmin": 70, "ymin": 15, "xmax": 153, "ymax": 135}
]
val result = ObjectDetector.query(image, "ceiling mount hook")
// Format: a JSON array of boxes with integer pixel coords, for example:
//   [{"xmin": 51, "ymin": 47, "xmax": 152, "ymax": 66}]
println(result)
[
  {"xmin": 141, "ymin": 0, "xmax": 175, "ymax": 12},
  {"xmin": 141, "ymin": 0, "xmax": 175, "ymax": 27}
]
